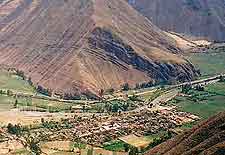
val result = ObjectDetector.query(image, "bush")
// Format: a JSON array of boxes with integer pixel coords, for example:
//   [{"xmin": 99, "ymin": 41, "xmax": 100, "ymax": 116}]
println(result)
[
  {"xmin": 7, "ymin": 123, "xmax": 27, "ymax": 136},
  {"xmin": 121, "ymin": 83, "xmax": 130, "ymax": 91},
  {"xmin": 182, "ymin": 84, "xmax": 192, "ymax": 94},
  {"xmin": 112, "ymin": 103, "xmax": 119, "ymax": 113},
  {"xmin": 135, "ymin": 81, "xmax": 155, "ymax": 89},
  {"xmin": 129, "ymin": 146, "xmax": 138, "ymax": 155},
  {"xmin": 7, "ymin": 90, "xmax": 13, "ymax": 96},
  {"xmin": 63, "ymin": 93, "xmax": 81, "ymax": 100},
  {"xmin": 129, "ymin": 95, "xmax": 141, "ymax": 102},
  {"xmin": 195, "ymin": 85, "xmax": 204, "ymax": 91},
  {"xmin": 0, "ymin": 90, "xmax": 4, "ymax": 95},
  {"xmin": 15, "ymin": 70, "xmax": 26, "ymax": 80},
  {"xmin": 219, "ymin": 76, "xmax": 225, "ymax": 82},
  {"xmin": 28, "ymin": 77, "xmax": 33, "ymax": 86},
  {"xmin": 36, "ymin": 85, "xmax": 52, "ymax": 96}
]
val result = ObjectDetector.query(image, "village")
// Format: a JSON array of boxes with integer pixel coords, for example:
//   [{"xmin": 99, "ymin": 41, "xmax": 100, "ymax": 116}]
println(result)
[
  {"xmin": 26, "ymin": 98, "xmax": 200, "ymax": 148},
  {"xmin": 0, "ymin": 67, "xmax": 222, "ymax": 154}
]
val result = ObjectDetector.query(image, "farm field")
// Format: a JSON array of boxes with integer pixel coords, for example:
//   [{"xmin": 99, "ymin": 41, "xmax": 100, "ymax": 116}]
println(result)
[
  {"xmin": 0, "ymin": 95, "xmax": 14, "ymax": 112},
  {"xmin": 187, "ymin": 51, "xmax": 225, "ymax": 78},
  {"xmin": 0, "ymin": 70, "xmax": 35, "ymax": 94},
  {"xmin": 6, "ymin": 142, "xmax": 127, "ymax": 155},
  {"xmin": 0, "ymin": 94, "xmax": 81, "ymax": 113},
  {"xmin": 0, "ymin": 55, "xmax": 224, "ymax": 154},
  {"xmin": 103, "ymin": 140, "xmax": 127, "ymax": 152},
  {"xmin": 168, "ymin": 81, "xmax": 225, "ymax": 119},
  {"xmin": 119, "ymin": 134, "xmax": 152, "ymax": 148},
  {"xmin": 103, "ymin": 132, "xmax": 169, "ymax": 153}
]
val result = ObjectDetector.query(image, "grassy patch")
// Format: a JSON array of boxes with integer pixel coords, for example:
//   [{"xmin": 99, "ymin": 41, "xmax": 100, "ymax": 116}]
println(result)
[
  {"xmin": 187, "ymin": 52, "xmax": 225, "ymax": 77},
  {"xmin": 144, "ymin": 130, "xmax": 169, "ymax": 142},
  {"xmin": 28, "ymin": 98, "xmax": 73, "ymax": 112},
  {"xmin": 103, "ymin": 140, "xmax": 126, "ymax": 152},
  {"xmin": 72, "ymin": 142, "xmax": 87, "ymax": 150},
  {"xmin": 179, "ymin": 121, "xmax": 198, "ymax": 130},
  {"xmin": 11, "ymin": 149, "xmax": 30, "ymax": 155},
  {"xmin": 0, "ymin": 95, "xmax": 14, "ymax": 111},
  {"xmin": 0, "ymin": 94, "xmax": 77, "ymax": 113},
  {"xmin": 92, "ymin": 99, "xmax": 138, "ymax": 113},
  {"xmin": 142, "ymin": 89, "xmax": 165, "ymax": 102},
  {"xmin": 0, "ymin": 70, "xmax": 35, "ymax": 94},
  {"xmin": 168, "ymin": 82, "xmax": 225, "ymax": 119}
]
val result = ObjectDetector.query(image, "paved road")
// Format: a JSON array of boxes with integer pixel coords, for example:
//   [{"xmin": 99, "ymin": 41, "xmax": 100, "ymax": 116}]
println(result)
[
  {"xmin": 1, "ymin": 74, "xmax": 224, "ymax": 106},
  {"xmin": 168, "ymin": 74, "xmax": 225, "ymax": 89},
  {"xmin": 123, "ymin": 89, "xmax": 179, "ymax": 114},
  {"xmin": 1, "ymin": 74, "xmax": 224, "ymax": 125},
  {"xmin": 122, "ymin": 73, "xmax": 225, "ymax": 114},
  {"xmin": 107, "ymin": 87, "xmax": 157, "ymax": 102}
]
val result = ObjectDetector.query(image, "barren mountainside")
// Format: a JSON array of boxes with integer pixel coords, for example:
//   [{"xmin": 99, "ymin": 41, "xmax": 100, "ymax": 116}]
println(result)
[
  {"xmin": 129, "ymin": 0, "xmax": 225, "ymax": 41},
  {"xmin": 146, "ymin": 111, "xmax": 225, "ymax": 155},
  {"xmin": 0, "ymin": 0, "xmax": 198, "ymax": 96}
]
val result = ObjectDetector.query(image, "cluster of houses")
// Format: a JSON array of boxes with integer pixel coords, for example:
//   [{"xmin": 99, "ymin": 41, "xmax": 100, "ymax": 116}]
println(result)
[
  {"xmin": 58, "ymin": 108, "xmax": 195, "ymax": 145},
  {"xmin": 148, "ymin": 105, "xmax": 200, "ymax": 125}
]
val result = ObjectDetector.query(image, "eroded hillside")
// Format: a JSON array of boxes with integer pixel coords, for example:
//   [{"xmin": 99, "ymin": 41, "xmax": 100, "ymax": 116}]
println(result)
[
  {"xmin": 146, "ymin": 111, "xmax": 225, "ymax": 155},
  {"xmin": 0, "ymin": 0, "xmax": 198, "ymax": 96},
  {"xmin": 129, "ymin": 0, "xmax": 225, "ymax": 42}
]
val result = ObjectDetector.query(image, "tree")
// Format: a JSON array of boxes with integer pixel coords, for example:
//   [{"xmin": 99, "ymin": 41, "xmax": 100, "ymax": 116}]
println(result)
[
  {"xmin": 41, "ymin": 118, "xmax": 45, "ymax": 124},
  {"xmin": 129, "ymin": 94, "xmax": 140, "ymax": 101},
  {"xmin": 7, "ymin": 90, "xmax": 13, "ymax": 96},
  {"xmin": 135, "ymin": 83, "xmax": 141, "ymax": 89},
  {"xmin": 96, "ymin": 104, "xmax": 104, "ymax": 113},
  {"xmin": 7, "ymin": 123, "xmax": 22, "ymax": 136},
  {"xmin": 105, "ymin": 103, "xmax": 112, "ymax": 112},
  {"xmin": 14, "ymin": 99, "xmax": 18, "ymax": 108},
  {"xmin": 122, "ymin": 103, "xmax": 129, "ymax": 111},
  {"xmin": 28, "ymin": 77, "xmax": 33, "ymax": 86},
  {"xmin": 139, "ymin": 81, "xmax": 154, "ymax": 89},
  {"xmin": 15, "ymin": 70, "xmax": 26, "ymax": 80},
  {"xmin": 121, "ymin": 83, "xmax": 130, "ymax": 91},
  {"xmin": 82, "ymin": 105, "xmax": 86, "ymax": 112},
  {"xmin": 124, "ymin": 143, "xmax": 130, "ymax": 152},
  {"xmin": 150, "ymin": 137, "xmax": 162, "ymax": 148},
  {"xmin": 181, "ymin": 84, "xmax": 192, "ymax": 94},
  {"xmin": 112, "ymin": 103, "xmax": 119, "ymax": 113},
  {"xmin": 129, "ymin": 146, "xmax": 138, "ymax": 155},
  {"xmin": 7, "ymin": 123, "xmax": 14, "ymax": 134},
  {"xmin": 219, "ymin": 76, "xmax": 225, "ymax": 82},
  {"xmin": 98, "ymin": 89, "xmax": 104, "ymax": 100},
  {"xmin": 29, "ymin": 138, "xmax": 42, "ymax": 155},
  {"xmin": 36, "ymin": 85, "xmax": 52, "ymax": 97},
  {"xmin": 24, "ymin": 133, "xmax": 43, "ymax": 155},
  {"xmin": 195, "ymin": 85, "xmax": 204, "ymax": 91},
  {"xmin": 63, "ymin": 93, "xmax": 81, "ymax": 100},
  {"xmin": 73, "ymin": 141, "xmax": 86, "ymax": 154}
]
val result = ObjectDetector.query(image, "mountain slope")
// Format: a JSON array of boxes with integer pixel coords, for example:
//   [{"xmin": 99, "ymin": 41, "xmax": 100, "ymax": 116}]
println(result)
[
  {"xmin": 129, "ymin": 0, "xmax": 225, "ymax": 42},
  {"xmin": 0, "ymin": 0, "xmax": 198, "ymax": 96},
  {"xmin": 146, "ymin": 111, "xmax": 225, "ymax": 155}
]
